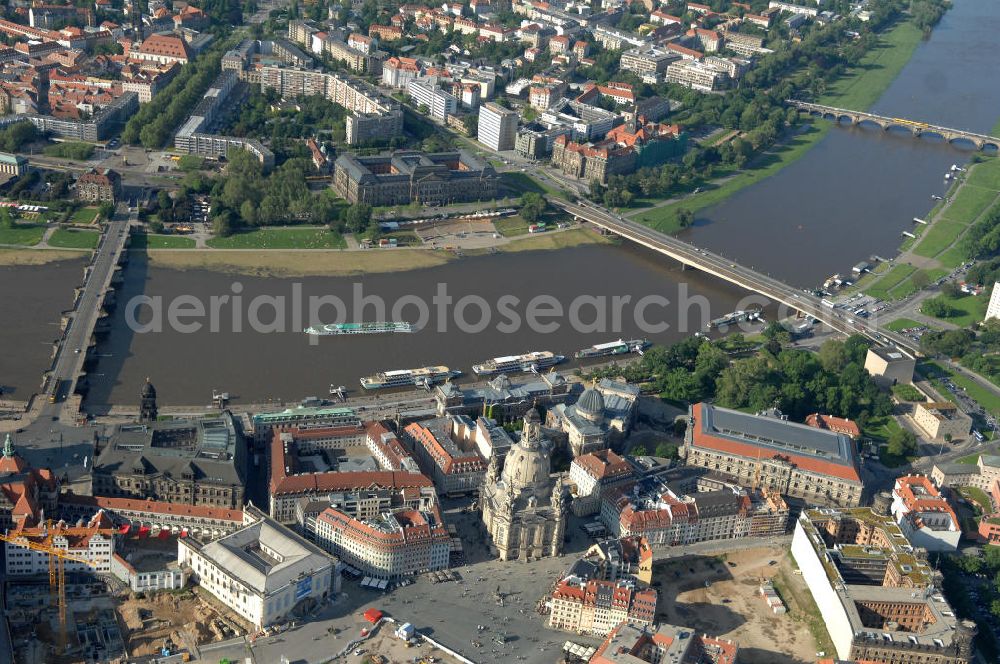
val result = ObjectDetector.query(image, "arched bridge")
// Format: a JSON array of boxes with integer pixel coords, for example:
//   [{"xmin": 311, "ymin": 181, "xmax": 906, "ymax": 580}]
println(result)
[{"xmin": 786, "ymin": 100, "xmax": 1000, "ymax": 151}]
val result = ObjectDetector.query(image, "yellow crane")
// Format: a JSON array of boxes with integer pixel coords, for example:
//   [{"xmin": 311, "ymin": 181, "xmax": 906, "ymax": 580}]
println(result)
[
  {"xmin": 751, "ymin": 444, "xmax": 763, "ymax": 492},
  {"xmin": 0, "ymin": 529, "xmax": 97, "ymax": 653}
]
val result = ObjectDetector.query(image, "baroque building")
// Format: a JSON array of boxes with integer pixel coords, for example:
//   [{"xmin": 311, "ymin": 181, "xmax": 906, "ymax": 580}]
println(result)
[{"xmin": 480, "ymin": 409, "xmax": 567, "ymax": 561}]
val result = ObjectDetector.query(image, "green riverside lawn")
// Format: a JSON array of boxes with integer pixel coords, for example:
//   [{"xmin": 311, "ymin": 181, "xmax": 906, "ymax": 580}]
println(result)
[
  {"xmin": 863, "ymin": 157, "xmax": 1000, "ymax": 299},
  {"xmin": 47, "ymin": 228, "xmax": 100, "ymax": 249},
  {"xmin": 0, "ymin": 223, "xmax": 45, "ymax": 246},
  {"xmin": 633, "ymin": 21, "xmax": 927, "ymax": 233},
  {"xmin": 132, "ymin": 233, "xmax": 196, "ymax": 249},
  {"xmin": 69, "ymin": 207, "xmax": 99, "ymax": 224},
  {"xmin": 205, "ymin": 227, "xmax": 347, "ymax": 249}
]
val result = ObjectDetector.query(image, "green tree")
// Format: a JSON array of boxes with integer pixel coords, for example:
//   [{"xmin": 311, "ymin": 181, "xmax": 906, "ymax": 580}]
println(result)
[
  {"xmin": 911, "ymin": 269, "xmax": 931, "ymax": 290},
  {"xmin": 148, "ymin": 219, "xmax": 165, "ymax": 234},
  {"xmin": 940, "ymin": 281, "xmax": 962, "ymax": 298},
  {"xmin": 239, "ymin": 200, "xmax": 258, "ymax": 226},
  {"xmin": 462, "ymin": 113, "xmax": 478, "ymax": 137},
  {"xmin": 342, "ymin": 203, "xmax": 373, "ymax": 234},
  {"xmin": 212, "ymin": 211, "xmax": 234, "ymax": 238},
  {"xmin": 520, "ymin": 192, "xmax": 547, "ymax": 223},
  {"xmin": 631, "ymin": 444, "xmax": 648, "ymax": 456},
  {"xmin": 654, "ymin": 441, "xmax": 678, "ymax": 459},
  {"xmin": 677, "ymin": 208, "xmax": 694, "ymax": 228},
  {"xmin": 921, "ymin": 296, "xmax": 958, "ymax": 319},
  {"xmin": 886, "ymin": 427, "xmax": 917, "ymax": 458}
]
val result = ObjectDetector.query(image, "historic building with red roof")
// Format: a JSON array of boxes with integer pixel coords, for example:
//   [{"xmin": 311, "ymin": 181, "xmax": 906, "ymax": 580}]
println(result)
[
  {"xmin": 269, "ymin": 424, "xmax": 433, "ymax": 522},
  {"xmin": 310, "ymin": 504, "xmax": 451, "ymax": 579},
  {"xmin": 890, "ymin": 475, "xmax": 961, "ymax": 551},
  {"xmin": 549, "ymin": 577, "xmax": 657, "ymax": 635},
  {"xmin": 592, "ymin": 622, "xmax": 738, "ymax": 664},
  {"xmin": 0, "ymin": 433, "xmax": 59, "ymax": 530},
  {"xmin": 681, "ymin": 403, "xmax": 863, "ymax": 507}
]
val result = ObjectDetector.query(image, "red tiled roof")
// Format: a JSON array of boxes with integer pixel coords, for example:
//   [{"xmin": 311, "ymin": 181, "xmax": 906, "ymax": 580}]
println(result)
[
  {"xmin": 574, "ymin": 449, "xmax": 633, "ymax": 481},
  {"xmin": 60, "ymin": 493, "xmax": 243, "ymax": 522},
  {"xmin": 137, "ymin": 34, "xmax": 191, "ymax": 60},
  {"xmin": 805, "ymin": 413, "xmax": 860, "ymax": 438},
  {"xmin": 690, "ymin": 403, "xmax": 861, "ymax": 483}
]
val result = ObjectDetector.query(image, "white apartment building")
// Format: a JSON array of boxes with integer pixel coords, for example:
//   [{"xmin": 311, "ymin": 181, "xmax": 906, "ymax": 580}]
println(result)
[
  {"xmin": 665, "ymin": 59, "xmax": 729, "ymax": 92},
  {"xmin": 407, "ymin": 79, "xmax": 458, "ymax": 120},
  {"xmin": 5, "ymin": 519, "xmax": 116, "ymax": 576},
  {"xmin": 478, "ymin": 101, "xmax": 518, "ymax": 151},
  {"xmin": 986, "ymin": 282, "xmax": 1000, "ymax": 320}
]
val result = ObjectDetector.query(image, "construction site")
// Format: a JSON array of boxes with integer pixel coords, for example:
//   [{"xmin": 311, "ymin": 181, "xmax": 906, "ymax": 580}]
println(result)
[
  {"xmin": 0, "ymin": 526, "xmax": 247, "ymax": 664},
  {"xmin": 652, "ymin": 546, "xmax": 827, "ymax": 664},
  {"xmin": 6, "ymin": 577, "xmax": 247, "ymax": 664}
]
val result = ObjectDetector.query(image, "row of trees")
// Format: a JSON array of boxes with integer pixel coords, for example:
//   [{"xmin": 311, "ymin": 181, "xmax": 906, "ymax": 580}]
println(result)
[
  {"xmin": 0, "ymin": 121, "xmax": 37, "ymax": 152},
  {"xmin": 121, "ymin": 43, "xmax": 230, "ymax": 148},
  {"xmin": 589, "ymin": 332, "xmax": 891, "ymax": 425},
  {"xmin": 960, "ymin": 200, "xmax": 1000, "ymax": 260},
  {"xmin": 920, "ymin": 320, "xmax": 1000, "ymax": 387}
]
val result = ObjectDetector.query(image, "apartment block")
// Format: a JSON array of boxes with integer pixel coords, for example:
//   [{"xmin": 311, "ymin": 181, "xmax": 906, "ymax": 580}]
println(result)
[{"xmin": 478, "ymin": 101, "xmax": 518, "ymax": 151}]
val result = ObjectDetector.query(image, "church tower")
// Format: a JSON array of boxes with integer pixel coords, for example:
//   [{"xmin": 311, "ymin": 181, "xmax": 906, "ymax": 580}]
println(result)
[{"xmin": 139, "ymin": 377, "xmax": 157, "ymax": 422}]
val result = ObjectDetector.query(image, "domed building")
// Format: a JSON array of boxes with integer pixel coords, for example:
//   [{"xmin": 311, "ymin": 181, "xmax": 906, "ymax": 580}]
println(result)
[
  {"xmin": 140, "ymin": 377, "xmax": 158, "ymax": 422},
  {"xmin": 546, "ymin": 379, "xmax": 640, "ymax": 457},
  {"xmin": 480, "ymin": 409, "xmax": 568, "ymax": 561}
]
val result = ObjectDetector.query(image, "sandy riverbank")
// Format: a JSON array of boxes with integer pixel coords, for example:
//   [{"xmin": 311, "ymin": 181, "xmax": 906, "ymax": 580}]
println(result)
[
  {"xmin": 142, "ymin": 227, "xmax": 609, "ymax": 277},
  {"xmin": 0, "ymin": 248, "xmax": 89, "ymax": 266}
]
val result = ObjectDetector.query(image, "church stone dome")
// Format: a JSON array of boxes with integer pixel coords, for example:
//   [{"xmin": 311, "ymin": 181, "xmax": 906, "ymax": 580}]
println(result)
[
  {"xmin": 501, "ymin": 441, "xmax": 551, "ymax": 491},
  {"xmin": 576, "ymin": 387, "xmax": 605, "ymax": 422}
]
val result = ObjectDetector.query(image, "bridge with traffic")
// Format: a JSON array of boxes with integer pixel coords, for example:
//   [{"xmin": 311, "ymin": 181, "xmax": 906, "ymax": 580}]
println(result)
[
  {"xmin": 786, "ymin": 100, "xmax": 1000, "ymax": 151},
  {"xmin": 42, "ymin": 206, "xmax": 132, "ymax": 418},
  {"xmin": 556, "ymin": 200, "xmax": 921, "ymax": 356}
]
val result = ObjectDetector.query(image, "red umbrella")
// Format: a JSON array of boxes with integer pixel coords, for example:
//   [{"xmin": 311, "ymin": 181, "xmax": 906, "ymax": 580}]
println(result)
[
  {"xmin": 118, "ymin": 524, "xmax": 131, "ymax": 535},
  {"xmin": 137, "ymin": 525, "xmax": 150, "ymax": 538},
  {"xmin": 179, "ymin": 528, "xmax": 188, "ymax": 538},
  {"xmin": 157, "ymin": 529, "xmax": 170, "ymax": 540}
]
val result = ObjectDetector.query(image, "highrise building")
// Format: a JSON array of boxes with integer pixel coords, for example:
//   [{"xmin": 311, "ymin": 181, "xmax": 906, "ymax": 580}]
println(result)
[
  {"xmin": 985, "ymin": 281, "xmax": 1000, "ymax": 320},
  {"xmin": 477, "ymin": 102, "xmax": 518, "ymax": 151}
]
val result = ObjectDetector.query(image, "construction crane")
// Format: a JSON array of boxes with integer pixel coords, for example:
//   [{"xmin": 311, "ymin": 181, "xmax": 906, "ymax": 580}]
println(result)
[
  {"xmin": 0, "ymin": 529, "xmax": 96, "ymax": 653},
  {"xmin": 751, "ymin": 444, "xmax": 763, "ymax": 492}
]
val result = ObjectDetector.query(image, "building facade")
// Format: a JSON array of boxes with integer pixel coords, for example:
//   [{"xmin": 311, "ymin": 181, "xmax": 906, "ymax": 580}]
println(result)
[
  {"xmin": 407, "ymin": 79, "xmax": 457, "ymax": 120},
  {"xmin": 5, "ymin": 511, "xmax": 116, "ymax": 576},
  {"xmin": 310, "ymin": 506, "xmax": 450, "ymax": 579},
  {"xmin": 333, "ymin": 150, "xmax": 498, "ymax": 207},
  {"xmin": 890, "ymin": 475, "xmax": 961, "ymax": 552},
  {"xmin": 569, "ymin": 449, "xmax": 635, "ymax": 517},
  {"xmin": 791, "ymin": 509, "xmax": 976, "ymax": 664},
  {"xmin": 177, "ymin": 510, "xmax": 338, "ymax": 629},
  {"xmin": 76, "ymin": 167, "xmax": 121, "ymax": 202},
  {"xmin": 912, "ymin": 402, "xmax": 971, "ymax": 442},
  {"xmin": 403, "ymin": 418, "xmax": 487, "ymax": 496},
  {"xmin": 592, "ymin": 622, "xmax": 739, "ymax": 664},
  {"xmin": 547, "ymin": 380, "xmax": 640, "ymax": 457},
  {"xmin": 480, "ymin": 409, "xmax": 568, "ymax": 561},
  {"xmin": 549, "ymin": 577, "xmax": 657, "ymax": 636},
  {"xmin": 682, "ymin": 402, "xmax": 864, "ymax": 507},
  {"xmin": 864, "ymin": 347, "xmax": 915, "ymax": 387},
  {"xmin": 92, "ymin": 411, "xmax": 247, "ymax": 509},
  {"xmin": 478, "ymin": 101, "xmax": 518, "ymax": 151}
]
